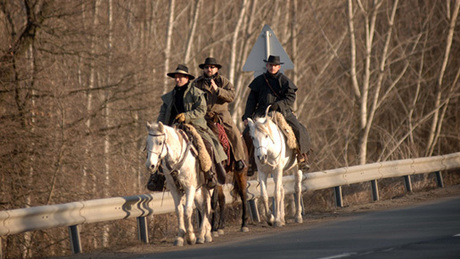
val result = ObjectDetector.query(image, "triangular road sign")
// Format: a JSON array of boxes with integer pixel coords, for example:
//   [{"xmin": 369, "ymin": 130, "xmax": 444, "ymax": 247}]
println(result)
[{"xmin": 243, "ymin": 24, "xmax": 294, "ymax": 78}]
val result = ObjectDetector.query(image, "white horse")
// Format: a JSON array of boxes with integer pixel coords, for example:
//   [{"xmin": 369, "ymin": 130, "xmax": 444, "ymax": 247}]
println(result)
[
  {"xmin": 247, "ymin": 111, "xmax": 303, "ymax": 227},
  {"xmin": 145, "ymin": 121, "xmax": 212, "ymax": 246}
]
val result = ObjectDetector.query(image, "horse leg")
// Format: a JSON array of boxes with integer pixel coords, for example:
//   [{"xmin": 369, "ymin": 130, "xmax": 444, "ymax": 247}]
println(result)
[
  {"xmin": 259, "ymin": 172, "xmax": 274, "ymax": 226},
  {"xmin": 195, "ymin": 188, "xmax": 213, "ymax": 244},
  {"xmin": 217, "ymin": 185, "xmax": 226, "ymax": 235},
  {"xmin": 184, "ymin": 189, "xmax": 197, "ymax": 245},
  {"xmin": 171, "ymin": 193, "xmax": 186, "ymax": 246},
  {"xmin": 235, "ymin": 170, "xmax": 250, "ymax": 232},
  {"xmin": 280, "ymin": 181, "xmax": 286, "ymax": 226},
  {"xmin": 204, "ymin": 188, "xmax": 213, "ymax": 243},
  {"xmin": 273, "ymin": 168, "xmax": 284, "ymax": 227},
  {"xmin": 294, "ymin": 169, "xmax": 303, "ymax": 223},
  {"xmin": 210, "ymin": 187, "xmax": 220, "ymax": 237}
]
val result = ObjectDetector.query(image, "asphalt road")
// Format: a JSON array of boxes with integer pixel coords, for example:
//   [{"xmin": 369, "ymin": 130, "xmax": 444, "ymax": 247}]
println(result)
[{"xmin": 136, "ymin": 196, "xmax": 460, "ymax": 259}]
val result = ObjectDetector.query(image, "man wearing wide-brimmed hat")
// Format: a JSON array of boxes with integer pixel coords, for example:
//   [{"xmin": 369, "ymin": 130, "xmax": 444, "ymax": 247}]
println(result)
[
  {"xmin": 157, "ymin": 64, "xmax": 228, "ymax": 188},
  {"xmin": 192, "ymin": 57, "xmax": 247, "ymax": 172},
  {"xmin": 242, "ymin": 55, "xmax": 311, "ymax": 171}
]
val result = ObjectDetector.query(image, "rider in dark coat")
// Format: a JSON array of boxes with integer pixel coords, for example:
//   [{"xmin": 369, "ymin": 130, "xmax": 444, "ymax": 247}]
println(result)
[
  {"xmin": 192, "ymin": 57, "xmax": 246, "ymax": 172},
  {"xmin": 242, "ymin": 55, "xmax": 311, "ymax": 170}
]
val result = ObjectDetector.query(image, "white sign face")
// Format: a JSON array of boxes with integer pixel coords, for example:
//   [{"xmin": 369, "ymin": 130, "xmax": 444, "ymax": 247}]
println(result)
[{"xmin": 243, "ymin": 24, "xmax": 294, "ymax": 78}]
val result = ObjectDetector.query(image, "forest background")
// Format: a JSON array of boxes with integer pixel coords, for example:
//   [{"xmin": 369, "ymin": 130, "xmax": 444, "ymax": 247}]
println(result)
[{"xmin": 1, "ymin": 0, "xmax": 460, "ymax": 258}]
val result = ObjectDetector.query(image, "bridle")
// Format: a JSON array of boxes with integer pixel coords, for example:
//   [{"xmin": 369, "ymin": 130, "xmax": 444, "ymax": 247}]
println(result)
[
  {"xmin": 254, "ymin": 121, "xmax": 284, "ymax": 168},
  {"xmin": 147, "ymin": 132, "xmax": 167, "ymax": 171},
  {"xmin": 147, "ymin": 129, "xmax": 192, "ymax": 174}
]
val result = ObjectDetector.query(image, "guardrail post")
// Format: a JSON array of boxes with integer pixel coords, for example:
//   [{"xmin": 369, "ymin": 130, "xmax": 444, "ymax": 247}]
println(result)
[
  {"xmin": 248, "ymin": 199, "xmax": 260, "ymax": 222},
  {"xmin": 404, "ymin": 175, "xmax": 413, "ymax": 192},
  {"xmin": 68, "ymin": 225, "xmax": 82, "ymax": 254},
  {"xmin": 137, "ymin": 216, "xmax": 149, "ymax": 243},
  {"xmin": 371, "ymin": 180, "xmax": 379, "ymax": 201},
  {"xmin": 435, "ymin": 171, "xmax": 444, "ymax": 188},
  {"xmin": 334, "ymin": 186, "xmax": 343, "ymax": 207}
]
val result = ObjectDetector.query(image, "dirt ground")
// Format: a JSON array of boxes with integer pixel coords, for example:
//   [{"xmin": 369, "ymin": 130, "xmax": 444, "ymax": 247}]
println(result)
[{"xmin": 52, "ymin": 184, "xmax": 460, "ymax": 259}]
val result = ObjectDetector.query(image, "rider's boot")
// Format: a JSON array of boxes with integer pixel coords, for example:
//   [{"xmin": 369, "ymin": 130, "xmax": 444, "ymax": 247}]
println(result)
[
  {"xmin": 297, "ymin": 151, "xmax": 310, "ymax": 171},
  {"xmin": 215, "ymin": 162, "xmax": 226, "ymax": 184},
  {"xmin": 204, "ymin": 170, "xmax": 217, "ymax": 189},
  {"xmin": 235, "ymin": 160, "xmax": 246, "ymax": 171}
]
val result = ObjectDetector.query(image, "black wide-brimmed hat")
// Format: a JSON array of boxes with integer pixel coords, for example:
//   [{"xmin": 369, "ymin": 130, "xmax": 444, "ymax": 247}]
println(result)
[
  {"xmin": 264, "ymin": 55, "xmax": 284, "ymax": 65},
  {"xmin": 199, "ymin": 57, "xmax": 222, "ymax": 69},
  {"xmin": 167, "ymin": 64, "xmax": 195, "ymax": 80}
]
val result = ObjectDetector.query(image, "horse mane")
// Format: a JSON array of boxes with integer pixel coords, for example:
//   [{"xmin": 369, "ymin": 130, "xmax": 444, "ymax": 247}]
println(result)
[
  {"xmin": 253, "ymin": 117, "xmax": 273, "ymax": 136},
  {"xmin": 253, "ymin": 113, "xmax": 297, "ymax": 150}
]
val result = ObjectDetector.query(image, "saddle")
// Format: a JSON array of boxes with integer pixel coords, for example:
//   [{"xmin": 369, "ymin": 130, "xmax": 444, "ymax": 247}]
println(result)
[
  {"xmin": 271, "ymin": 111, "xmax": 298, "ymax": 150},
  {"xmin": 178, "ymin": 123, "xmax": 212, "ymax": 173},
  {"xmin": 180, "ymin": 123, "xmax": 226, "ymax": 185}
]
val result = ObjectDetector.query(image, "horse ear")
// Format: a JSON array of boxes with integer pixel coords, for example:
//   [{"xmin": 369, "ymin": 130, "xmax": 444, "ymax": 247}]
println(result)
[
  {"xmin": 264, "ymin": 105, "xmax": 271, "ymax": 117},
  {"xmin": 247, "ymin": 118, "xmax": 255, "ymax": 135},
  {"xmin": 158, "ymin": 121, "xmax": 164, "ymax": 132},
  {"xmin": 146, "ymin": 121, "xmax": 152, "ymax": 130},
  {"xmin": 247, "ymin": 118, "xmax": 254, "ymax": 127}
]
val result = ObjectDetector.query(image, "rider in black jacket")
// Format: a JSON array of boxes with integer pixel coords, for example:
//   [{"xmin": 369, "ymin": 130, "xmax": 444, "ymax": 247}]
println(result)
[{"xmin": 242, "ymin": 55, "xmax": 311, "ymax": 171}]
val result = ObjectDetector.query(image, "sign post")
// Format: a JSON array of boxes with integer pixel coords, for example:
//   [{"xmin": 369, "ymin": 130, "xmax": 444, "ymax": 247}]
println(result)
[{"xmin": 243, "ymin": 24, "xmax": 294, "ymax": 78}]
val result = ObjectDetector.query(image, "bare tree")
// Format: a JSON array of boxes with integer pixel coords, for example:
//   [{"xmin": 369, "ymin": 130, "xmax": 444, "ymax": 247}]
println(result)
[
  {"xmin": 425, "ymin": 0, "xmax": 460, "ymax": 156},
  {"xmin": 163, "ymin": 0, "xmax": 175, "ymax": 94}
]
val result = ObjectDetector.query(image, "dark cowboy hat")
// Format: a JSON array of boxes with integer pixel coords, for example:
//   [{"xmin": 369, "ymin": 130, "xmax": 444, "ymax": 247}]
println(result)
[
  {"xmin": 263, "ymin": 55, "xmax": 284, "ymax": 65},
  {"xmin": 199, "ymin": 57, "xmax": 222, "ymax": 69},
  {"xmin": 167, "ymin": 64, "xmax": 195, "ymax": 80}
]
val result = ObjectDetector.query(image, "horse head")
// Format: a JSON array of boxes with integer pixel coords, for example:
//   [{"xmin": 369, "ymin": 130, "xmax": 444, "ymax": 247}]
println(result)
[
  {"xmin": 247, "ymin": 116, "xmax": 275, "ymax": 165},
  {"xmin": 145, "ymin": 121, "xmax": 168, "ymax": 173}
]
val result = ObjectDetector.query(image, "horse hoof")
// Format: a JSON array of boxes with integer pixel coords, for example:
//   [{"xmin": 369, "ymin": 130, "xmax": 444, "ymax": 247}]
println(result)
[
  {"xmin": 267, "ymin": 215, "xmax": 275, "ymax": 226},
  {"xmin": 187, "ymin": 236, "xmax": 196, "ymax": 245},
  {"xmin": 295, "ymin": 216, "xmax": 303, "ymax": 224},
  {"xmin": 275, "ymin": 221, "xmax": 283, "ymax": 227},
  {"xmin": 218, "ymin": 229, "xmax": 224, "ymax": 235},
  {"xmin": 241, "ymin": 227, "xmax": 249, "ymax": 233},
  {"xmin": 205, "ymin": 234, "xmax": 213, "ymax": 243},
  {"xmin": 174, "ymin": 238, "xmax": 184, "ymax": 247},
  {"xmin": 196, "ymin": 237, "xmax": 205, "ymax": 244},
  {"xmin": 212, "ymin": 231, "xmax": 219, "ymax": 237}
]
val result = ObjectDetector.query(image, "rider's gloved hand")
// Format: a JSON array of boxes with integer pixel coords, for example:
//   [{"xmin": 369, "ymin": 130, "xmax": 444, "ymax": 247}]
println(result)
[{"xmin": 175, "ymin": 113, "xmax": 186, "ymax": 122}]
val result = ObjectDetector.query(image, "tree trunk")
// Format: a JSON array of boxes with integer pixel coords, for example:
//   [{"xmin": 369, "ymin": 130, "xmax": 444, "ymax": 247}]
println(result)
[
  {"xmin": 232, "ymin": 0, "xmax": 257, "ymax": 127},
  {"xmin": 184, "ymin": 0, "xmax": 201, "ymax": 64},
  {"xmin": 163, "ymin": 0, "xmax": 175, "ymax": 94},
  {"xmin": 229, "ymin": 0, "xmax": 248, "ymax": 84},
  {"xmin": 425, "ymin": 0, "xmax": 460, "ymax": 156}
]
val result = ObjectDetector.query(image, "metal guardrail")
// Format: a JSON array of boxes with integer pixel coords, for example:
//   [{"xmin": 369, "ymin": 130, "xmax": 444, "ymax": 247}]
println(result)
[{"xmin": 1, "ymin": 152, "xmax": 459, "ymax": 254}]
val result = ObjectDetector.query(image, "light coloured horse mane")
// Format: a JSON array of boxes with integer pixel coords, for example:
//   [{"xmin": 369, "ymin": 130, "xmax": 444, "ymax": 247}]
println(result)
[{"xmin": 253, "ymin": 117, "xmax": 274, "ymax": 137}]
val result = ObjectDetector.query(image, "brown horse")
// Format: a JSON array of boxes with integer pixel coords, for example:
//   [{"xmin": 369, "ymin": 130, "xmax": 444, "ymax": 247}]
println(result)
[{"xmin": 206, "ymin": 113, "xmax": 250, "ymax": 234}]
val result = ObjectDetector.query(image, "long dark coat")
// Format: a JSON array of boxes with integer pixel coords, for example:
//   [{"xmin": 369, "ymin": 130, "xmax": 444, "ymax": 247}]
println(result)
[{"xmin": 242, "ymin": 72, "xmax": 311, "ymax": 153}]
